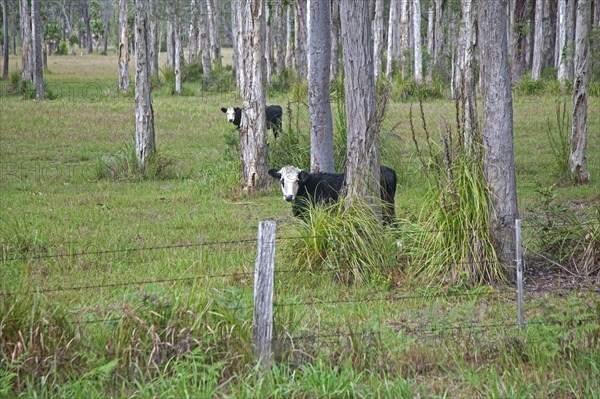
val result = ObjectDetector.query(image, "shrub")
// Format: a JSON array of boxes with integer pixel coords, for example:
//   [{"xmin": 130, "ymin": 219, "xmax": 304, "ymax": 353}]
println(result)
[
  {"xmin": 515, "ymin": 76, "xmax": 546, "ymax": 95},
  {"xmin": 56, "ymin": 41, "xmax": 68, "ymax": 55}
]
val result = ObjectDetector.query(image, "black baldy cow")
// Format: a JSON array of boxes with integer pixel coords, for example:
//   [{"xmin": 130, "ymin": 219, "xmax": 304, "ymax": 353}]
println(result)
[
  {"xmin": 220, "ymin": 105, "xmax": 283, "ymax": 138},
  {"xmin": 268, "ymin": 165, "xmax": 397, "ymax": 225}
]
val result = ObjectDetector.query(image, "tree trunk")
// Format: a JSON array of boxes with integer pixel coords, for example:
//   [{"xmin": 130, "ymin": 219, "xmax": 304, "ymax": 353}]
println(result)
[
  {"xmin": 295, "ymin": 0, "xmax": 308, "ymax": 80},
  {"xmin": 84, "ymin": 0, "xmax": 93, "ymax": 54},
  {"xmin": 149, "ymin": 0, "xmax": 159, "ymax": 78},
  {"xmin": 340, "ymin": 0, "xmax": 381, "ymax": 219},
  {"xmin": 20, "ymin": 0, "xmax": 33, "ymax": 83},
  {"xmin": 565, "ymin": 0, "xmax": 575, "ymax": 80},
  {"xmin": 134, "ymin": 0, "xmax": 156, "ymax": 171},
  {"xmin": 531, "ymin": 0, "xmax": 544, "ymax": 80},
  {"xmin": 478, "ymin": 0, "xmax": 519, "ymax": 270},
  {"xmin": 174, "ymin": 11, "xmax": 182, "ymax": 94},
  {"xmin": 285, "ymin": 2, "xmax": 293, "ymax": 73},
  {"xmin": 413, "ymin": 0, "xmax": 423, "ymax": 83},
  {"xmin": 274, "ymin": 0, "xmax": 285, "ymax": 76},
  {"xmin": 102, "ymin": 1, "xmax": 110, "ymax": 55},
  {"xmin": 231, "ymin": 0, "xmax": 239, "ymax": 84},
  {"xmin": 265, "ymin": 3, "xmax": 273, "ymax": 84},
  {"xmin": 240, "ymin": 0, "xmax": 268, "ymax": 194},
  {"xmin": 199, "ymin": 0, "xmax": 212, "ymax": 77},
  {"xmin": 399, "ymin": 0, "xmax": 409, "ymax": 77},
  {"xmin": 118, "ymin": 0, "xmax": 130, "ymax": 91},
  {"xmin": 2, "ymin": 0, "xmax": 9, "ymax": 79},
  {"xmin": 372, "ymin": 0, "xmax": 384, "ymax": 80},
  {"xmin": 425, "ymin": 3, "xmax": 434, "ymax": 83},
  {"xmin": 557, "ymin": 0, "xmax": 568, "ymax": 88},
  {"xmin": 189, "ymin": 0, "xmax": 198, "ymax": 63},
  {"xmin": 570, "ymin": 0, "xmax": 590, "ymax": 184},
  {"xmin": 330, "ymin": 0, "xmax": 340, "ymax": 80},
  {"xmin": 31, "ymin": 0, "xmax": 44, "ymax": 99},
  {"xmin": 542, "ymin": 0, "xmax": 555, "ymax": 69},
  {"xmin": 308, "ymin": 0, "xmax": 334, "ymax": 173},
  {"xmin": 434, "ymin": 0, "xmax": 443, "ymax": 70},
  {"xmin": 235, "ymin": 0, "xmax": 245, "ymax": 89},
  {"xmin": 385, "ymin": 0, "xmax": 397, "ymax": 78},
  {"xmin": 207, "ymin": 0, "xmax": 222, "ymax": 69},
  {"xmin": 458, "ymin": 0, "xmax": 479, "ymax": 149},
  {"xmin": 511, "ymin": 0, "xmax": 528, "ymax": 85},
  {"xmin": 166, "ymin": 19, "xmax": 175, "ymax": 68}
]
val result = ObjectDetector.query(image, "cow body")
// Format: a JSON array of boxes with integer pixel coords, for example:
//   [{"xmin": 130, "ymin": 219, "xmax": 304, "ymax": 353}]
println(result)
[
  {"xmin": 220, "ymin": 105, "xmax": 283, "ymax": 138},
  {"xmin": 268, "ymin": 165, "xmax": 397, "ymax": 224}
]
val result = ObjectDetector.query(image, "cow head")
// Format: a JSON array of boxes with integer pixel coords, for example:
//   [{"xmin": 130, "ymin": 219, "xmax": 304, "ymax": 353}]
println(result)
[
  {"xmin": 268, "ymin": 165, "xmax": 308, "ymax": 202},
  {"xmin": 220, "ymin": 106, "xmax": 237, "ymax": 123}
]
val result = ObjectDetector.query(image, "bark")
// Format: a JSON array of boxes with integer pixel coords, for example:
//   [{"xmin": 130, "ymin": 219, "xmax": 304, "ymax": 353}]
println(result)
[
  {"xmin": 457, "ymin": 0, "xmax": 478, "ymax": 149},
  {"xmin": 426, "ymin": 3, "xmax": 434, "ymax": 83},
  {"xmin": 31, "ymin": 0, "xmax": 43, "ymax": 99},
  {"xmin": 2, "ymin": 0, "xmax": 9, "ymax": 79},
  {"xmin": 207, "ymin": 0, "xmax": 222, "ymax": 69},
  {"xmin": 478, "ymin": 0, "xmax": 519, "ymax": 269},
  {"xmin": 231, "ymin": 0, "xmax": 239, "ymax": 85},
  {"xmin": 399, "ymin": 0, "xmax": 409, "ymax": 77},
  {"xmin": 434, "ymin": 0, "xmax": 443, "ymax": 69},
  {"xmin": 557, "ymin": 0, "xmax": 568, "ymax": 88},
  {"xmin": 308, "ymin": 0, "xmax": 334, "ymax": 173},
  {"xmin": 189, "ymin": 0, "xmax": 198, "ymax": 63},
  {"xmin": 149, "ymin": 0, "xmax": 159, "ymax": 78},
  {"xmin": 101, "ymin": 0, "xmax": 110, "ymax": 55},
  {"xmin": 372, "ymin": 0, "xmax": 384, "ymax": 80},
  {"xmin": 413, "ymin": 0, "xmax": 423, "ymax": 83},
  {"xmin": 565, "ymin": 0, "xmax": 575, "ymax": 79},
  {"xmin": 340, "ymin": 0, "xmax": 381, "ymax": 219},
  {"xmin": 274, "ymin": 0, "xmax": 285, "ymax": 76},
  {"xmin": 174, "ymin": 9, "xmax": 182, "ymax": 94},
  {"xmin": 330, "ymin": 0, "xmax": 340, "ymax": 80},
  {"xmin": 118, "ymin": 0, "xmax": 130, "ymax": 91},
  {"xmin": 285, "ymin": 2, "xmax": 293, "ymax": 72},
  {"xmin": 166, "ymin": 19, "xmax": 174, "ymax": 68},
  {"xmin": 235, "ymin": 0, "xmax": 244, "ymax": 89},
  {"xmin": 134, "ymin": 0, "xmax": 156, "ymax": 171},
  {"xmin": 295, "ymin": 0, "xmax": 308, "ymax": 80},
  {"xmin": 199, "ymin": 0, "xmax": 212, "ymax": 77},
  {"xmin": 531, "ymin": 0, "xmax": 544, "ymax": 80},
  {"xmin": 84, "ymin": 1, "xmax": 92, "ymax": 53},
  {"xmin": 239, "ymin": 0, "xmax": 268, "ymax": 193},
  {"xmin": 542, "ymin": 0, "xmax": 555, "ymax": 69},
  {"xmin": 570, "ymin": 0, "xmax": 590, "ymax": 184},
  {"xmin": 20, "ymin": 0, "xmax": 33, "ymax": 83},
  {"xmin": 511, "ymin": 0, "xmax": 528, "ymax": 85},
  {"xmin": 265, "ymin": 2, "xmax": 272, "ymax": 84},
  {"xmin": 385, "ymin": 0, "xmax": 397, "ymax": 78}
]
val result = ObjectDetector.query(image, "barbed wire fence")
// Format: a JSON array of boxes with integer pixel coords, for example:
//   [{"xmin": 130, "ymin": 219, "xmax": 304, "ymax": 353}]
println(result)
[{"xmin": 1, "ymin": 218, "xmax": 598, "ymax": 366}]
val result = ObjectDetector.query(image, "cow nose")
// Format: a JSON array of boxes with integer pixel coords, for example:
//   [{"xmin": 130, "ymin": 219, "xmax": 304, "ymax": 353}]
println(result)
[{"xmin": 284, "ymin": 195, "xmax": 294, "ymax": 202}]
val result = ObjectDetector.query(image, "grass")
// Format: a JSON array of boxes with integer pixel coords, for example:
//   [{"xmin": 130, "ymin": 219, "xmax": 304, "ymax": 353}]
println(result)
[{"xmin": 1, "ymin": 53, "xmax": 599, "ymax": 397}]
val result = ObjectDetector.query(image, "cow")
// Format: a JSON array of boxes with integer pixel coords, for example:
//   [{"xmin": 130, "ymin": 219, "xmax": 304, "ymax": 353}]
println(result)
[
  {"xmin": 268, "ymin": 165, "xmax": 397, "ymax": 225},
  {"xmin": 220, "ymin": 105, "xmax": 283, "ymax": 138}
]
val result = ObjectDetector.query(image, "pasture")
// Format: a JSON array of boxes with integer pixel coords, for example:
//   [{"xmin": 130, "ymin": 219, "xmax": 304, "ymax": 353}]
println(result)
[{"xmin": 1, "ymin": 53, "xmax": 599, "ymax": 398}]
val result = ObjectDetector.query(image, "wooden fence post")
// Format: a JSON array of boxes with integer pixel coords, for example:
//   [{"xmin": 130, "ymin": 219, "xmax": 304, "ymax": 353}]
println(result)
[
  {"xmin": 516, "ymin": 219, "xmax": 524, "ymax": 331},
  {"xmin": 252, "ymin": 221, "xmax": 276, "ymax": 369}
]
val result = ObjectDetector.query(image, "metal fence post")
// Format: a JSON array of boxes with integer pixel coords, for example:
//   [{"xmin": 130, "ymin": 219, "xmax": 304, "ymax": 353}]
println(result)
[
  {"xmin": 516, "ymin": 219, "xmax": 524, "ymax": 331},
  {"xmin": 252, "ymin": 221, "xmax": 276, "ymax": 370}
]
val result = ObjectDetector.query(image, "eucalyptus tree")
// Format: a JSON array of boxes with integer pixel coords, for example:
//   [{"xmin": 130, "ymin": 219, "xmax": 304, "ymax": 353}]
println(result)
[
  {"xmin": 295, "ymin": 0, "xmax": 308, "ymax": 79},
  {"xmin": 189, "ymin": 0, "xmax": 198, "ymax": 63},
  {"xmin": 20, "ymin": 0, "xmax": 33, "ymax": 83},
  {"xmin": 31, "ymin": 0, "xmax": 43, "ymax": 99},
  {"xmin": 329, "ymin": 0, "xmax": 340, "ymax": 80},
  {"xmin": 372, "ymin": 0, "xmax": 384, "ymax": 80},
  {"xmin": 531, "ymin": 0, "xmax": 544, "ymax": 80},
  {"xmin": 206, "ymin": 0, "xmax": 221, "ymax": 69},
  {"xmin": 118, "ymin": 0, "xmax": 130, "ymax": 91},
  {"xmin": 570, "ymin": 0, "xmax": 590, "ymax": 184},
  {"xmin": 340, "ymin": 0, "xmax": 381, "ymax": 220},
  {"xmin": 511, "ymin": 0, "xmax": 528, "ymax": 84},
  {"xmin": 148, "ymin": 0, "xmax": 159, "ymax": 78},
  {"xmin": 2, "ymin": 0, "xmax": 9, "ymax": 79},
  {"xmin": 274, "ymin": 0, "xmax": 284, "ymax": 76},
  {"xmin": 413, "ymin": 0, "xmax": 423, "ymax": 83},
  {"xmin": 239, "ymin": 0, "xmax": 268, "ymax": 194},
  {"xmin": 308, "ymin": 0, "xmax": 334, "ymax": 173},
  {"xmin": 199, "ymin": 0, "xmax": 211, "ymax": 77},
  {"xmin": 478, "ymin": 0, "xmax": 519, "ymax": 270},
  {"xmin": 134, "ymin": 0, "xmax": 156, "ymax": 171},
  {"xmin": 285, "ymin": 1, "xmax": 293, "ymax": 73}
]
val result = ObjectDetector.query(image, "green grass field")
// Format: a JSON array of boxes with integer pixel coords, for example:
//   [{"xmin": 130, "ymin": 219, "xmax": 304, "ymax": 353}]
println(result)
[{"xmin": 1, "ymin": 53, "xmax": 599, "ymax": 398}]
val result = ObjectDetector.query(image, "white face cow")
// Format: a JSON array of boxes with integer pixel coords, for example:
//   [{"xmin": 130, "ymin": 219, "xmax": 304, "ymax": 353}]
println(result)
[
  {"xmin": 269, "ymin": 165, "xmax": 303, "ymax": 202},
  {"xmin": 224, "ymin": 106, "xmax": 236, "ymax": 123}
]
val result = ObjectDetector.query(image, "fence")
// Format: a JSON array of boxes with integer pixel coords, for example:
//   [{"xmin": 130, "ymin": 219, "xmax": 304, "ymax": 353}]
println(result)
[{"xmin": 1, "ymin": 218, "xmax": 598, "ymax": 368}]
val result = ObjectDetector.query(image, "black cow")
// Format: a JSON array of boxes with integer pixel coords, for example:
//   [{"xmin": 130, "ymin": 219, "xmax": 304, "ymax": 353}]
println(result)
[
  {"xmin": 268, "ymin": 165, "xmax": 397, "ymax": 225},
  {"xmin": 220, "ymin": 105, "xmax": 283, "ymax": 138}
]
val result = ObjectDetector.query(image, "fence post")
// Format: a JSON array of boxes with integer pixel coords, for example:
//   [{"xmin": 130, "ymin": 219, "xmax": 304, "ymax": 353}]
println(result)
[
  {"xmin": 515, "ymin": 219, "xmax": 524, "ymax": 331},
  {"xmin": 252, "ymin": 221, "xmax": 276, "ymax": 370}
]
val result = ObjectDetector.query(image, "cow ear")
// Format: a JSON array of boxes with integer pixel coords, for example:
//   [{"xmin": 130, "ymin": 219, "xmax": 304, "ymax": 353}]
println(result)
[
  {"xmin": 268, "ymin": 169, "xmax": 281, "ymax": 179},
  {"xmin": 220, "ymin": 107, "xmax": 227, "ymax": 113},
  {"xmin": 298, "ymin": 171, "xmax": 309, "ymax": 183}
]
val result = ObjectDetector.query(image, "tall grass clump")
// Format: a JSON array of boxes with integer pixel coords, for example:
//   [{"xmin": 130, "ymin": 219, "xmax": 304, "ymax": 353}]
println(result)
[
  {"xmin": 287, "ymin": 199, "xmax": 397, "ymax": 285},
  {"xmin": 398, "ymin": 101, "xmax": 503, "ymax": 286},
  {"xmin": 515, "ymin": 76, "xmax": 546, "ymax": 95},
  {"xmin": 546, "ymin": 101, "xmax": 571, "ymax": 180},
  {"xmin": 527, "ymin": 187, "xmax": 600, "ymax": 276},
  {"xmin": 96, "ymin": 138, "xmax": 180, "ymax": 180}
]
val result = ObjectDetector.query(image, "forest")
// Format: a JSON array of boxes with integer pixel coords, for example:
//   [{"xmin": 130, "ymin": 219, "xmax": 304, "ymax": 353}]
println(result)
[{"xmin": 1, "ymin": 0, "xmax": 599, "ymax": 397}]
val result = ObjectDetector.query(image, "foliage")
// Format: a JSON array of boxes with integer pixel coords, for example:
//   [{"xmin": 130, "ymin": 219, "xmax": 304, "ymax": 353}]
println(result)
[
  {"xmin": 96, "ymin": 137, "xmax": 181, "ymax": 181},
  {"xmin": 398, "ymin": 101, "xmax": 504, "ymax": 286},
  {"xmin": 69, "ymin": 33, "xmax": 79, "ymax": 47},
  {"xmin": 515, "ymin": 76, "xmax": 546, "ymax": 95},
  {"xmin": 287, "ymin": 198, "xmax": 397, "ymax": 285},
  {"xmin": 546, "ymin": 101, "xmax": 571, "ymax": 180},
  {"xmin": 527, "ymin": 187, "xmax": 600, "ymax": 276},
  {"xmin": 57, "ymin": 41, "xmax": 68, "ymax": 56},
  {"xmin": 43, "ymin": 22, "xmax": 61, "ymax": 42}
]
